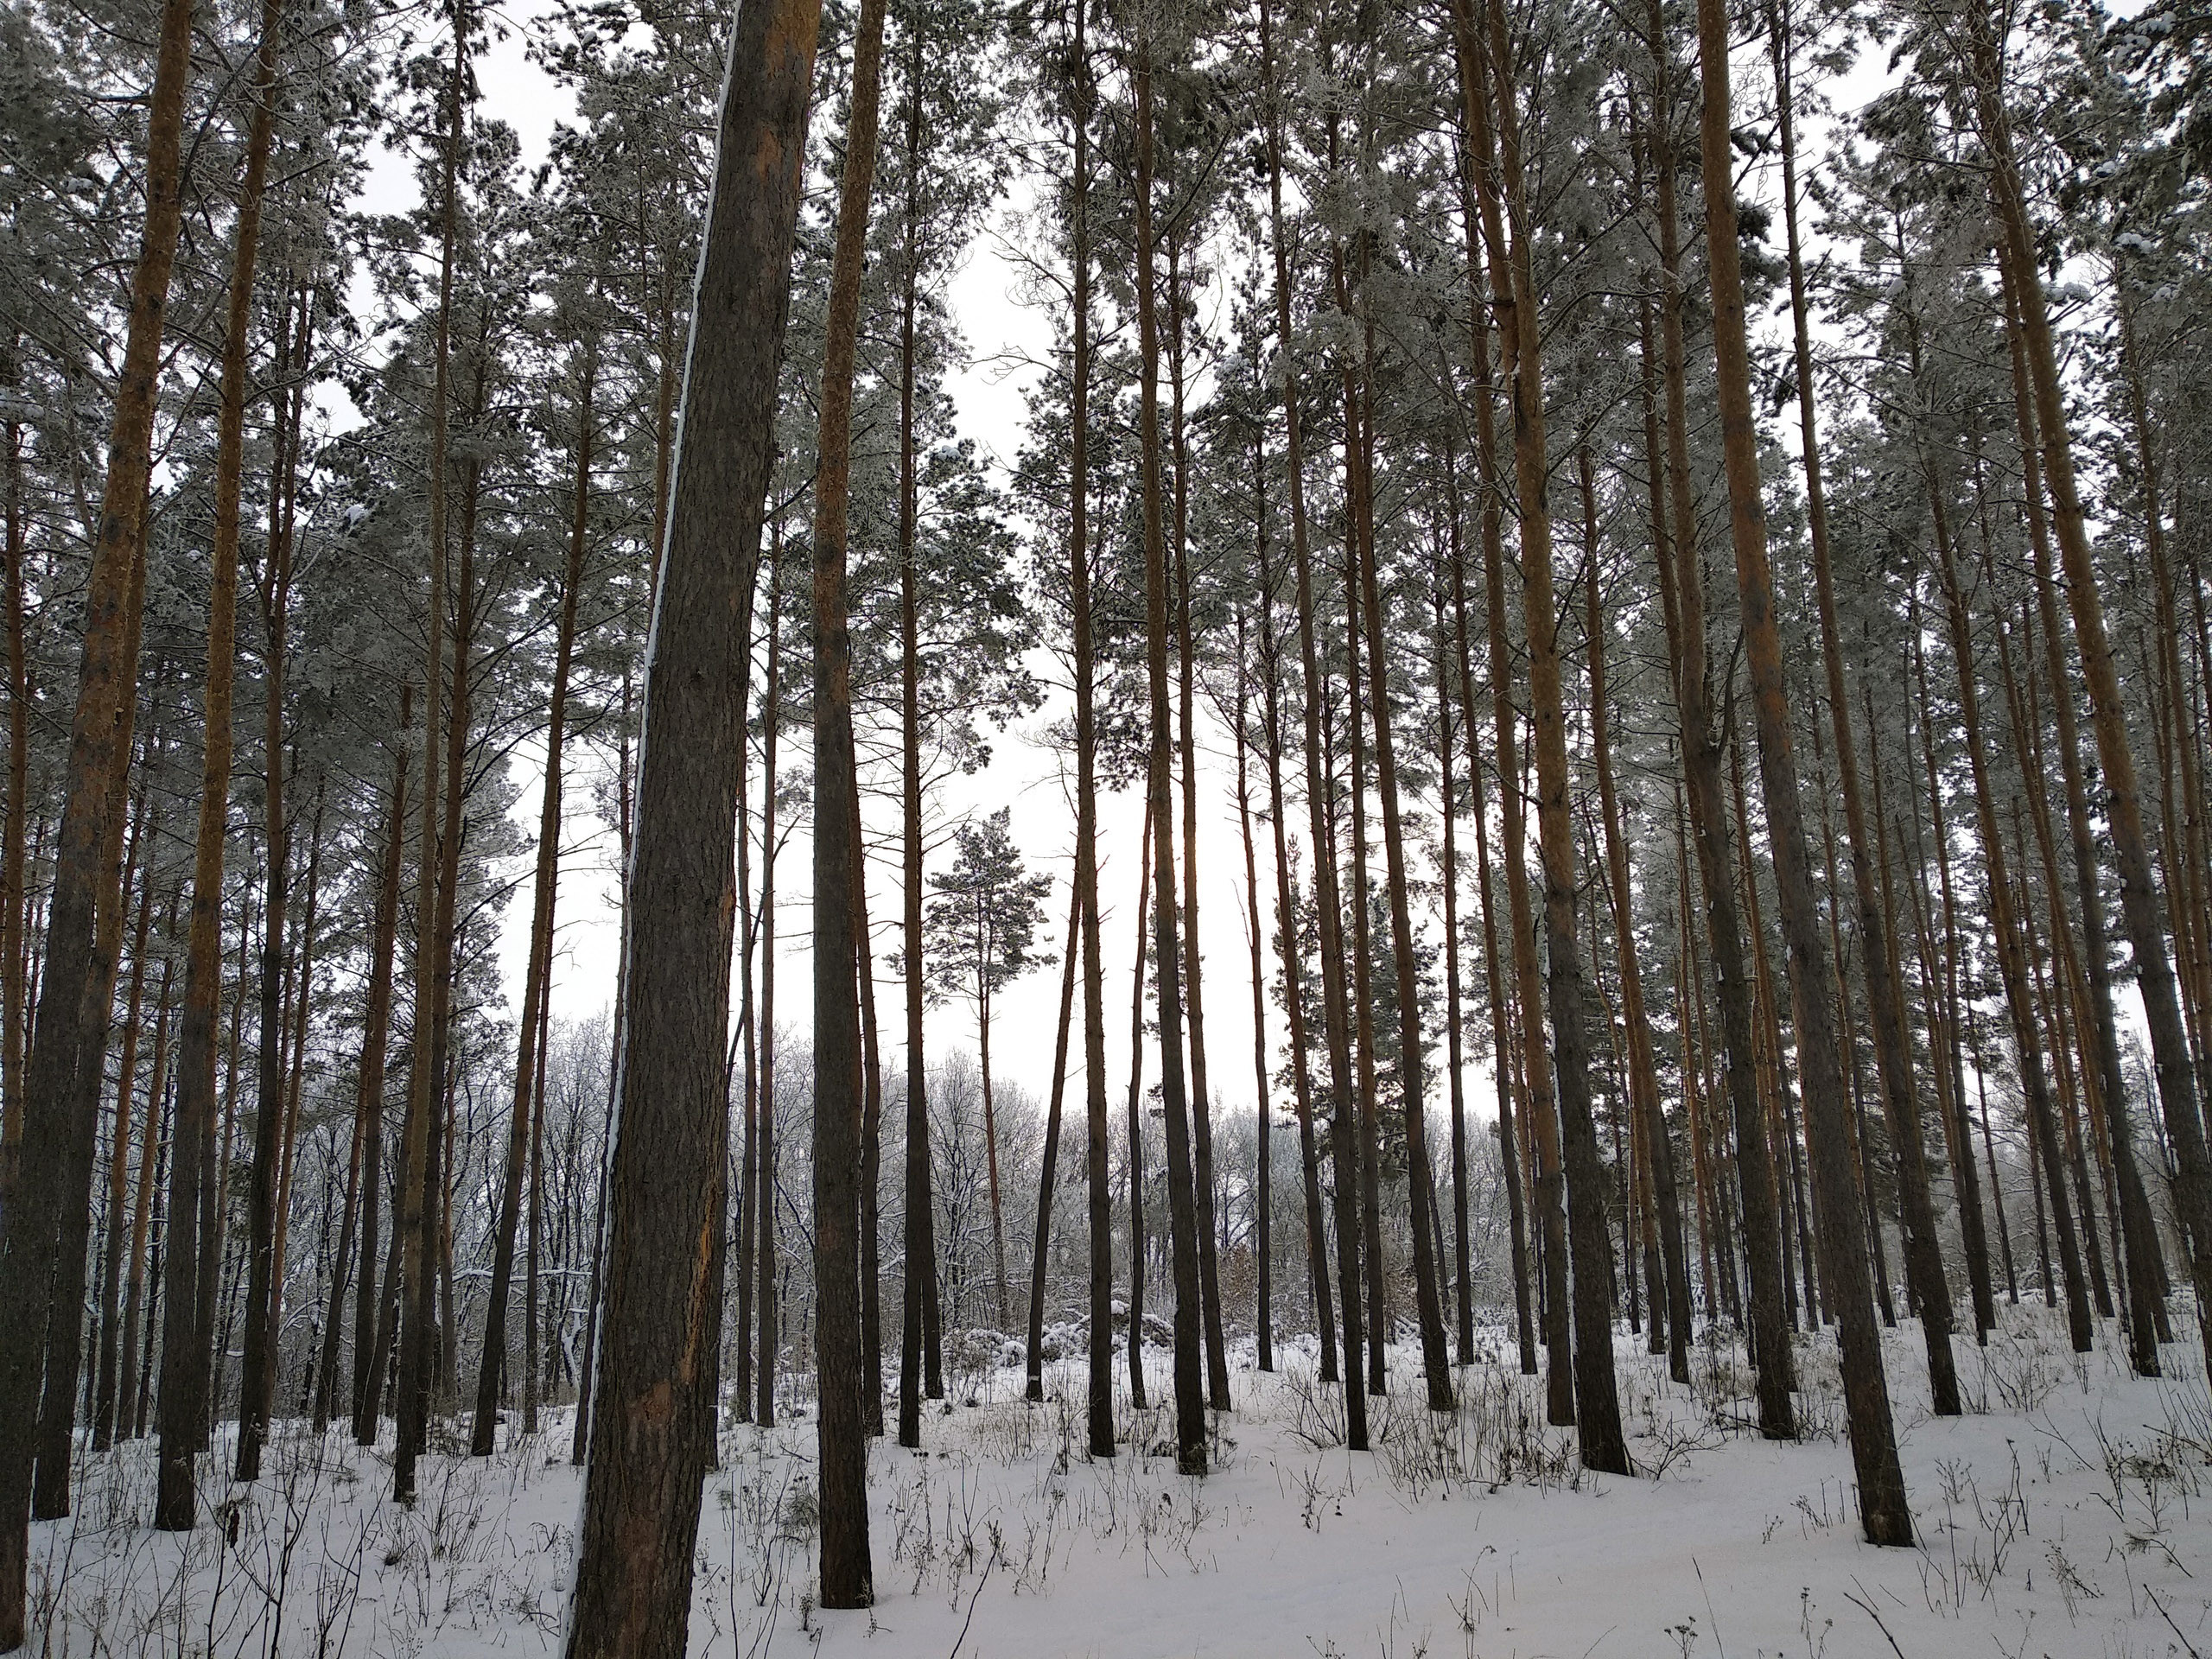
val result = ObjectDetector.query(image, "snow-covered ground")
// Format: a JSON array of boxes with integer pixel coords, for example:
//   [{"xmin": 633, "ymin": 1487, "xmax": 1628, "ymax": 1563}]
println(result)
[{"xmin": 26, "ymin": 1306, "xmax": 2212, "ymax": 1656}]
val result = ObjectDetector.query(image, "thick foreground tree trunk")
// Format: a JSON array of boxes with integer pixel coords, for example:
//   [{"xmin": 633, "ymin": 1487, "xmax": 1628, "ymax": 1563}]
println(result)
[{"xmin": 563, "ymin": 0, "xmax": 824, "ymax": 1641}]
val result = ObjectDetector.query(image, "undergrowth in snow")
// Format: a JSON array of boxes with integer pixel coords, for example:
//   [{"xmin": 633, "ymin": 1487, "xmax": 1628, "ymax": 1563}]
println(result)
[{"xmin": 23, "ymin": 1306, "xmax": 2212, "ymax": 1656}]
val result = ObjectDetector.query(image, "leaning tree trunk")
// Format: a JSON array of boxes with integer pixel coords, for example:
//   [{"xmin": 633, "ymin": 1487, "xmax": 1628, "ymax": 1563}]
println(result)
[
  {"xmin": 1769, "ymin": 0, "xmax": 1972, "ymax": 1389},
  {"xmin": 1026, "ymin": 894, "xmax": 1081, "ymax": 1402},
  {"xmin": 1696, "ymin": 0, "xmax": 1909, "ymax": 1543},
  {"xmin": 562, "ymin": 0, "xmax": 824, "ymax": 1633},
  {"xmin": 1637, "ymin": 53, "xmax": 1795, "ymax": 1439},
  {"xmin": 1970, "ymin": 0, "xmax": 2212, "ymax": 1375}
]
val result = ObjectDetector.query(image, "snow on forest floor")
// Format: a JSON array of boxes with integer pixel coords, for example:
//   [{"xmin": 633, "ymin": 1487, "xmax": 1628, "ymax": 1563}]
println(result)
[{"xmin": 24, "ymin": 1306, "xmax": 2212, "ymax": 1658}]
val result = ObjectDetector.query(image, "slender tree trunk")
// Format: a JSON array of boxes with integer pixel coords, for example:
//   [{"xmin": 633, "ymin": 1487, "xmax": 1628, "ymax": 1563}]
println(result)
[
  {"xmin": 1133, "ymin": 35, "xmax": 1205, "ymax": 1477},
  {"xmin": 1234, "ymin": 615, "xmax": 1274, "ymax": 1372},
  {"xmin": 756, "ymin": 549, "xmax": 783, "ymax": 1430},
  {"xmin": 237, "ymin": 340, "xmax": 302, "ymax": 1482},
  {"xmin": 977, "ymin": 981, "xmax": 1012, "ymax": 1331},
  {"xmin": 1027, "ymin": 892, "xmax": 1081, "ymax": 1402},
  {"xmin": 1063, "ymin": 0, "xmax": 1114, "ymax": 1459},
  {"xmin": 2005, "ymin": 281, "xmax": 2164, "ymax": 1370},
  {"xmin": 853, "ymin": 805, "xmax": 884, "ymax": 1437},
  {"xmin": 1444, "ymin": 443, "xmax": 1534, "ymax": 1375},
  {"xmin": 1249, "ymin": 355, "xmax": 1337, "ymax": 1383},
  {"xmin": 1126, "ymin": 804, "xmax": 1151, "ymax": 1411},
  {"xmin": 1344, "ymin": 276, "xmax": 1452, "ymax": 1410},
  {"xmin": 1695, "ymin": 0, "xmax": 1908, "ymax": 1541},
  {"xmin": 1581, "ymin": 454, "xmax": 1691, "ymax": 1385},
  {"xmin": 1769, "ymin": 0, "xmax": 1969, "ymax": 1390},
  {"xmin": 1639, "ymin": 41, "xmax": 1796, "ymax": 1438},
  {"xmin": 1167, "ymin": 238, "xmax": 1230, "ymax": 1413},
  {"xmin": 1928, "ymin": 505, "xmax": 2093, "ymax": 1352},
  {"xmin": 0, "ymin": 390, "xmax": 24, "ymax": 1206},
  {"xmin": 391, "ymin": 4, "xmax": 468, "ymax": 1510},
  {"xmin": 1427, "ymin": 571, "xmax": 1475, "ymax": 1369},
  {"xmin": 1261, "ymin": 0, "xmax": 1364, "ymax": 1448},
  {"xmin": 474, "ymin": 344, "xmax": 595, "ymax": 1455},
  {"xmin": 807, "ymin": 0, "xmax": 885, "ymax": 1593},
  {"xmin": 93, "ymin": 863, "xmax": 158, "ymax": 1449},
  {"xmin": 347, "ymin": 695, "xmax": 410, "ymax": 1444},
  {"xmin": 118, "ymin": 949, "xmax": 175, "ymax": 1442},
  {"xmin": 1973, "ymin": 4, "xmax": 2212, "ymax": 1373},
  {"xmin": 1451, "ymin": 0, "xmax": 1578, "ymax": 1427},
  {"xmin": 894, "ymin": 29, "xmax": 942, "ymax": 1446},
  {"xmin": 1340, "ymin": 453, "xmax": 1388, "ymax": 1398}
]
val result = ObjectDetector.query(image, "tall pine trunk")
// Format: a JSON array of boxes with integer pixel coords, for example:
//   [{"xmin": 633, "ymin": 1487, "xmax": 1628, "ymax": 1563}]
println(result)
[
  {"xmin": 563, "ymin": 0, "xmax": 823, "ymax": 1626},
  {"xmin": 1261, "ymin": 0, "xmax": 1364, "ymax": 1446},
  {"xmin": 1132, "ymin": 37, "xmax": 1205, "ymax": 1475},
  {"xmin": 1695, "ymin": 0, "xmax": 1908, "ymax": 1541}
]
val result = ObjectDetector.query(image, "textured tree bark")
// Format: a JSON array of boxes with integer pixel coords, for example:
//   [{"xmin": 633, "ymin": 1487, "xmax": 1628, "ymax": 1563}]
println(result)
[
  {"xmin": 0, "ymin": 389, "xmax": 24, "ymax": 1205},
  {"xmin": 31, "ymin": 403, "xmax": 154, "ymax": 1524},
  {"xmin": 562, "ymin": 0, "xmax": 823, "ymax": 1630},
  {"xmin": 0, "ymin": 0, "xmax": 196, "ymax": 1605}
]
